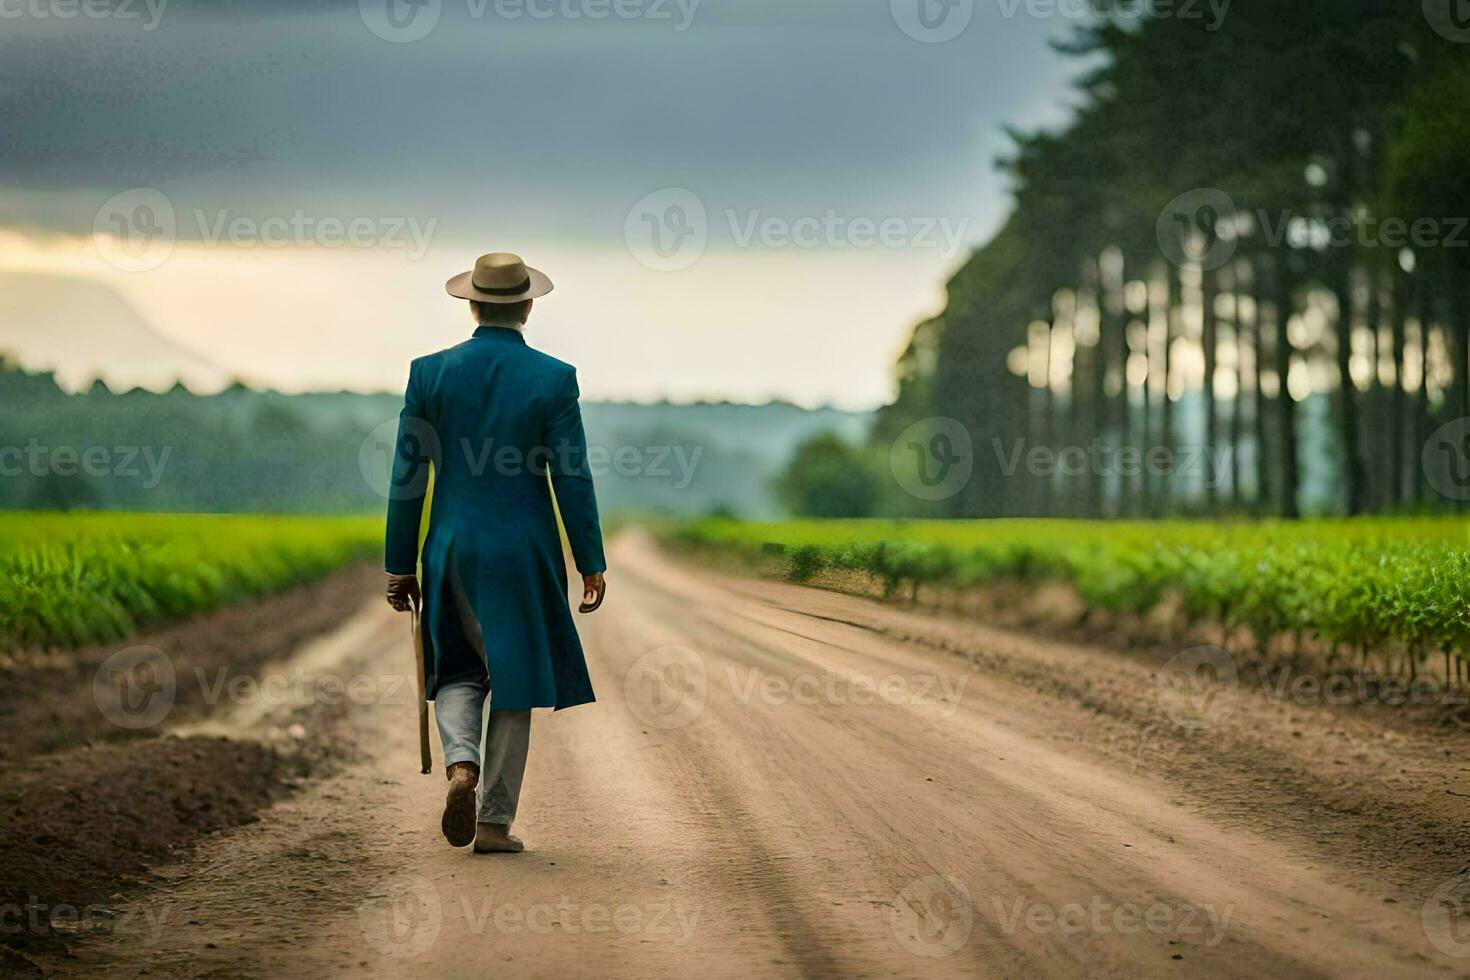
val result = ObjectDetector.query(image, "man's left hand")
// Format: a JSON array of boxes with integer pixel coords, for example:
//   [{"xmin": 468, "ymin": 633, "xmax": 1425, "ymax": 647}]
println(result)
[
  {"xmin": 579, "ymin": 572, "xmax": 606, "ymax": 613},
  {"xmin": 386, "ymin": 573, "xmax": 421, "ymax": 613}
]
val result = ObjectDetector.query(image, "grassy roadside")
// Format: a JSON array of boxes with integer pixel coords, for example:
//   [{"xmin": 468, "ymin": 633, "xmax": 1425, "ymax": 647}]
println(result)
[
  {"xmin": 0, "ymin": 512, "xmax": 381, "ymax": 651},
  {"xmin": 0, "ymin": 511, "xmax": 386, "ymax": 960},
  {"xmin": 662, "ymin": 517, "xmax": 1470, "ymax": 682}
]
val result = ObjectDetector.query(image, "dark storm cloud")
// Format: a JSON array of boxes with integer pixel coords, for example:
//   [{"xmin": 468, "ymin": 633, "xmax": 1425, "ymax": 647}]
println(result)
[{"xmin": 0, "ymin": 1, "xmax": 1079, "ymax": 244}]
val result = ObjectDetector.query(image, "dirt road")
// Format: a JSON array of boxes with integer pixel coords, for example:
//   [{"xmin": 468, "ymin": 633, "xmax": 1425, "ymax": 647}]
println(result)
[{"xmin": 50, "ymin": 532, "xmax": 1470, "ymax": 978}]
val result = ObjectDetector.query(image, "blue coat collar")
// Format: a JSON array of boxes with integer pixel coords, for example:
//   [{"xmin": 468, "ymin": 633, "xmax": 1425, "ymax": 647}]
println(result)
[{"xmin": 472, "ymin": 326, "xmax": 527, "ymax": 344}]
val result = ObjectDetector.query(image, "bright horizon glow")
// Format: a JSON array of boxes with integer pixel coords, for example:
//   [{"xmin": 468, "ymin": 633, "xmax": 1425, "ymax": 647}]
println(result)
[
  {"xmin": 0, "ymin": 231, "xmax": 961, "ymax": 409},
  {"xmin": 0, "ymin": 3, "xmax": 1084, "ymax": 408}
]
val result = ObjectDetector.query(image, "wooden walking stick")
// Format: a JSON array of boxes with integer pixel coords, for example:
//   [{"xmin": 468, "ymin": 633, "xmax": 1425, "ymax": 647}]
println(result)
[{"xmin": 410, "ymin": 606, "xmax": 432, "ymax": 775}]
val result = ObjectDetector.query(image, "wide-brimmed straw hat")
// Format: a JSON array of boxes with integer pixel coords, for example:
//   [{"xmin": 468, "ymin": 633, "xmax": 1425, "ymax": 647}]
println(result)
[{"xmin": 445, "ymin": 252, "xmax": 554, "ymax": 304}]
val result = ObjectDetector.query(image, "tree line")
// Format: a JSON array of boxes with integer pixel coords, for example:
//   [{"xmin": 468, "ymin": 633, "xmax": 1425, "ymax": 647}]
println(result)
[{"xmin": 848, "ymin": 0, "xmax": 1470, "ymax": 520}]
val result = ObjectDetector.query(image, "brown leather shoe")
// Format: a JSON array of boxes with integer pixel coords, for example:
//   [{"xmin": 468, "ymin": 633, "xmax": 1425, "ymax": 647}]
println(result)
[
  {"xmin": 473, "ymin": 822, "xmax": 524, "ymax": 854},
  {"xmin": 441, "ymin": 762, "xmax": 479, "ymax": 848}
]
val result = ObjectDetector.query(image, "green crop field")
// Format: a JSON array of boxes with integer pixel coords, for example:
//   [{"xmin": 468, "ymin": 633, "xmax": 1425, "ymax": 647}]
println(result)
[
  {"xmin": 666, "ymin": 517, "xmax": 1470, "ymax": 676},
  {"xmin": 0, "ymin": 512, "xmax": 381, "ymax": 651}
]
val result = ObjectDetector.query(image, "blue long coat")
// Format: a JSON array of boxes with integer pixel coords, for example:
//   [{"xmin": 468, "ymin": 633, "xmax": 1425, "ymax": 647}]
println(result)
[{"xmin": 384, "ymin": 326, "xmax": 605, "ymax": 710}]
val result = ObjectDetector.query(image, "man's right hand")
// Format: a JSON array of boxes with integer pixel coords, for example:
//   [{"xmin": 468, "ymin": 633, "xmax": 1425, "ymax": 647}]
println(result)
[
  {"xmin": 579, "ymin": 572, "xmax": 606, "ymax": 613},
  {"xmin": 386, "ymin": 573, "xmax": 421, "ymax": 613}
]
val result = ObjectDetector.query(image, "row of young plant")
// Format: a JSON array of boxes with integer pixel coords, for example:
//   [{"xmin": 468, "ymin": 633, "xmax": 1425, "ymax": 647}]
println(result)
[
  {"xmin": 0, "ymin": 512, "xmax": 382, "ymax": 651},
  {"xmin": 666, "ymin": 518, "xmax": 1470, "ymax": 682}
]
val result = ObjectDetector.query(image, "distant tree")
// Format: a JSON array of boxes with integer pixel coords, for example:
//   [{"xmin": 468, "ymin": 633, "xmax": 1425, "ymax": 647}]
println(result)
[
  {"xmin": 253, "ymin": 400, "xmax": 308, "ymax": 440},
  {"xmin": 776, "ymin": 433, "xmax": 878, "ymax": 518},
  {"xmin": 27, "ymin": 472, "xmax": 101, "ymax": 511},
  {"xmin": 703, "ymin": 500, "xmax": 740, "ymax": 521}
]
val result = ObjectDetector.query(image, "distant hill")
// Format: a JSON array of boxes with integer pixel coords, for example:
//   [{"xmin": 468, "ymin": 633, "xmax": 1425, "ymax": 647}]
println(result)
[
  {"xmin": 582, "ymin": 400, "xmax": 869, "ymax": 519},
  {"xmin": 0, "ymin": 270, "xmax": 228, "ymax": 392},
  {"xmin": 0, "ymin": 362, "xmax": 871, "ymax": 518},
  {"xmin": 228, "ymin": 389, "xmax": 873, "ymax": 519},
  {"xmin": 0, "ymin": 272, "xmax": 870, "ymax": 516}
]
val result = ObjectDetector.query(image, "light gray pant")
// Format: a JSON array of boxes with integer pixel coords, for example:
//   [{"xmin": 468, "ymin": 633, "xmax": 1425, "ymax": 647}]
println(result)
[
  {"xmin": 436, "ymin": 681, "xmax": 529, "ymax": 826},
  {"xmin": 434, "ymin": 564, "xmax": 531, "ymax": 827}
]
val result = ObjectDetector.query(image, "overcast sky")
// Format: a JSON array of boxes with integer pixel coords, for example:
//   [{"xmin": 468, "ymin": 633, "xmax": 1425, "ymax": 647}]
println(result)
[{"xmin": 0, "ymin": 0, "xmax": 1087, "ymax": 406}]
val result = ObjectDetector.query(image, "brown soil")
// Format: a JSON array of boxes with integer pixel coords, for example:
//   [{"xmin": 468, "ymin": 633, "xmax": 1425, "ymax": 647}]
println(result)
[
  {"xmin": 0, "ymin": 563, "xmax": 382, "ymax": 967},
  {"xmin": 694, "ymin": 542, "xmax": 1470, "ymax": 732},
  {"xmin": 22, "ymin": 531, "xmax": 1470, "ymax": 978},
  {"xmin": 0, "ymin": 737, "xmax": 300, "ymax": 952},
  {"xmin": 720, "ymin": 563, "xmax": 1470, "ymax": 895}
]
